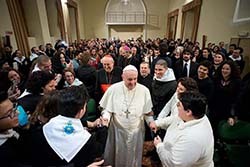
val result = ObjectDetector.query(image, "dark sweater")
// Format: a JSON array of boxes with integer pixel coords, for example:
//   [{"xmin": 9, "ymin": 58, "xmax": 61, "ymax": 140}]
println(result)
[
  {"xmin": 0, "ymin": 137, "xmax": 19, "ymax": 167},
  {"xmin": 152, "ymin": 79, "xmax": 177, "ymax": 117}
]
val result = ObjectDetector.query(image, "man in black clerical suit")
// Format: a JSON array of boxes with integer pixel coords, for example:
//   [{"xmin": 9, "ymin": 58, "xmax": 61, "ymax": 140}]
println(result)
[
  {"xmin": 96, "ymin": 55, "xmax": 122, "ymax": 102},
  {"xmin": 138, "ymin": 62, "xmax": 153, "ymax": 93}
]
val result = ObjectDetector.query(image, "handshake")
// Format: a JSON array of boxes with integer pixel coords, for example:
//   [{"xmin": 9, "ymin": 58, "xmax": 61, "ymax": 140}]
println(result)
[
  {"xmin": 149, "ymin": 121, "xmax": 163, "ymax": 146},
  {"xmin": 149, "ymin": 121, "xmax": 158, "ymax": 133},
  {"xmin": 87, "ymin": 117, "xmax": 109, "ymax": 128},
  {"xmin": 94, "ymin": 117, "xmax": 109, "ymax": 128}
]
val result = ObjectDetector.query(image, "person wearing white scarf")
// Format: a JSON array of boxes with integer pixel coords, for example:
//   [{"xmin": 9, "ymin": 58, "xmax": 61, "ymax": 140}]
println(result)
[
  {"xmin": 152, "ymin": 59, "xmax": 177, "ymax": 117},
  {"xmin": 29, "ymin": 86, "xmax": 108, "ymax": 166}
]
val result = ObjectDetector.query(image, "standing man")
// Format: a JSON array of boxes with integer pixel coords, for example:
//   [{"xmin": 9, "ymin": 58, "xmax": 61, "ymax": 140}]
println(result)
[
  {"xmin": 138, "ymin": 62, "xmax": 153, "ymax": 92},
  {"xmin": 117, "ymin": 46, "xmax": 140, "ymax": 70},
  {"xmin": 152, "ymin": 91, "xmax": 214, "ymax": 167},
  {"xmin": 100, "ymin": 65, "xmax": 154, "ymax": 167},
  {"xmin": 152, "ymin": 59, "xmax": 177, "ymax": 118},
  {"xmin": 95, "ymin": 55, "xmax": 122, "ymax": 101},
  {"xmin": 30, "ymin": 46, "xmax": 40, "ymax": 63},
  {"xmin": 173, "ymin": 50, "xmax": 198, "ymax": 80},
  {"xmin": 228, "ymin": 47, "xmax": 245, "ymax": 74}
]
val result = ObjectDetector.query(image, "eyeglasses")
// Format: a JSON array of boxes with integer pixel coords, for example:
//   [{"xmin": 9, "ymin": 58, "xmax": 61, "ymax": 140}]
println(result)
[{"xmin": 0, "ymin": 103, "xmax": 18, "ymax": 120}]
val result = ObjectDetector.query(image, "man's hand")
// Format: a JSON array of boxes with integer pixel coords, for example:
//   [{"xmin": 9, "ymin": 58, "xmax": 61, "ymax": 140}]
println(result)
[
  {"xmin": 154, "ymin": 135, "xmax": 162, "ymax": 146},
  {"xmin": 8, "ymin": 87, "xmax": 20, "ymax": 101},
  {"xmin": 149, "ymin": 121, "xmax": 157, "ymax": 133},
  {"xmin": 87, "ymin": 118, "xmax": 101, "ymax": 128},
  {"xmin": 87, "ymin": 159, "xmax": 111, "ymax": 167},
  {"xmin": 100, "ymin": 117, "xmax": 109, "ymax": 127}
]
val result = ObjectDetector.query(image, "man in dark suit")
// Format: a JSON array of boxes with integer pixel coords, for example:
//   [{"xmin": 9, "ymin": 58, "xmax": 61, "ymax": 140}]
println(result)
[{"xmin": 173, "ymin": 49, "xmax": 198, "ymax": 80}]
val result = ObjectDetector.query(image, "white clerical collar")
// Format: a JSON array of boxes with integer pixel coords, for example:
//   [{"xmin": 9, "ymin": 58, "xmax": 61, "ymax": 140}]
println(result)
[
  {"xmin": 0, "ymin": 129, "xmax": 19, "ymax": 146},
  {"xmin": 43, "ymin": 115, "xmax": 91, "ymax": 162}
]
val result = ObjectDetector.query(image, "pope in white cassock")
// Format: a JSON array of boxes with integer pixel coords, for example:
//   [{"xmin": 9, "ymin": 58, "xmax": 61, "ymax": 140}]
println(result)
[{"xmin": 100, "ymin": 65, "xmax": 154, "ymax": 167}]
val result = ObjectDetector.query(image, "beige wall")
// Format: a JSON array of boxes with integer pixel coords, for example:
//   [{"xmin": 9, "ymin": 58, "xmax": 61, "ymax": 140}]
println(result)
[
  {"xmin": 22, "ymin": 0, "xmax": 42, "ymax": 46},
  {"xmin": 168, "ymin": 0, "xmax": 250, "ymax": 45},
  {"xmin": 109, "ymin": 25, "xmax": 143, "ymax": 40},
  {"xmin": 78, "ymin": 0, "xmax": 169, "ymax": 40},
  {"xmin": 0, "ymin": 0, "xmax": 17, "ymax": 50},
  {"xmin": 168, "ymin": 0, "xmax": 191, "ymax": 39},
  {"xmin": 197, "ymin": 0, "xmax": 250, "ymax": 44},
  {"xmin": 75, "ymin": 0, "xmax": 85, "ymax": 39},
  {"xmin": 78, "ymin": 0, "xmax": 109, "ymax": 39},
  {"xmin": 144, "ymin": 0, "xmax": 169, "ymax": 39},
  {"xmin": 45, "ymin": 0, "xmax": 61, "ymax": 41},
  {"xmin": 22, "ymin": 0, "xmax": 52, "ymax": 47}
]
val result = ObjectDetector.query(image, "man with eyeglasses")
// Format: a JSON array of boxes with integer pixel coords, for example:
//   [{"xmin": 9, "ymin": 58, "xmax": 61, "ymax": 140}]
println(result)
[{"xmin": 0, "ymin": 91, "xmax": 19, "ymax": 166}]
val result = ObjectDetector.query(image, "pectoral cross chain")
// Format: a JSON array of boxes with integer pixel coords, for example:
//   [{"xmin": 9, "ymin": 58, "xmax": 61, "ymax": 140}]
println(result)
[{"xmin": 124, "ymin": 109, "xmax": 131, "ymax": 118}]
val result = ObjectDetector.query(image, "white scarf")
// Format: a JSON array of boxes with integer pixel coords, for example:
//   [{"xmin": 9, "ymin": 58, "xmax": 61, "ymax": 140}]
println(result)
[
  {"xmin": 229, "ymin": 55, "xmax": 242, "ymax": 61},
  {"xmin": 43, "ymin": 115, "xmax": 91, "ymax": 162},
  {"xmin": 14, "ymin": 56, "xmax": 26, "ymax": 64},
  {"xmin": 154, "ymin": 68, "xmax": 176, "ymax": 82},
  {"xmin": 0, "ymin": 129, "xmax": 19, "ymax": 146}
]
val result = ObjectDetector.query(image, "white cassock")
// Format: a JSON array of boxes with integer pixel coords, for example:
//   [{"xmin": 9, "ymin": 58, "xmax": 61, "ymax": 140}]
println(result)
[{"xmin": 100, "ymin": 81, "xmax": 153, "ymax": 167}]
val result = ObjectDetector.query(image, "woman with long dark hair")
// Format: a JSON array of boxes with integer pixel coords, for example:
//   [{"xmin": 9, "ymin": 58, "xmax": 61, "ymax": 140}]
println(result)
[{"xmin": 210, "ymin": 60, "xmax": 241, "ymax": 134}]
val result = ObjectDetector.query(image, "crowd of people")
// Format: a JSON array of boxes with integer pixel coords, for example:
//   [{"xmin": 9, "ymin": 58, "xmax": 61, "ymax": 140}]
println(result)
[{"xmin": 0, "ymin": 37, "xmax": 249, "ymax": 167}]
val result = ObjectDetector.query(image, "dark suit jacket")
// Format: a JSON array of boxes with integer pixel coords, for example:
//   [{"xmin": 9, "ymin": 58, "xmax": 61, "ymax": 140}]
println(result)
[{"xmin": 173, "ymin": 59, "xmax": 198, "ymax": 80}]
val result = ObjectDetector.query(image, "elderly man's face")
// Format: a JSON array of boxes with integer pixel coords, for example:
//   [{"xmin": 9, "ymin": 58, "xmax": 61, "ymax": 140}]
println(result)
[
  {"xmin": 122, "ymin": 71, "xmax": 138, "ymax": 90},
  {"xmin": 102, "ymin": 58, "xmax": 114, "ymax": 73}
]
